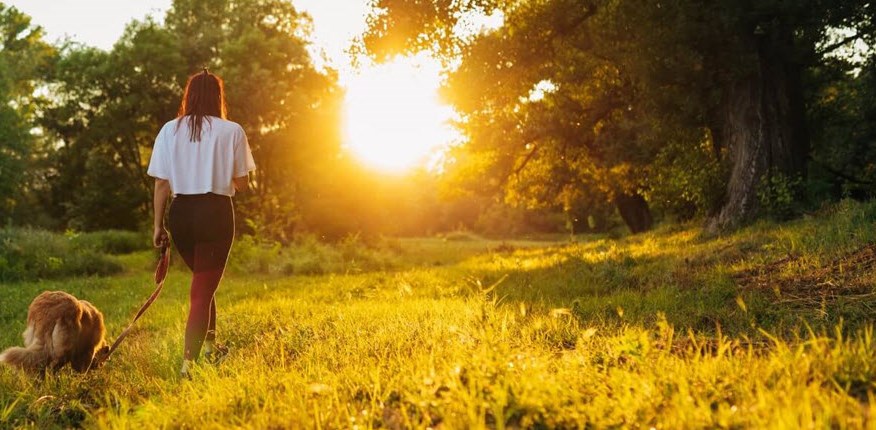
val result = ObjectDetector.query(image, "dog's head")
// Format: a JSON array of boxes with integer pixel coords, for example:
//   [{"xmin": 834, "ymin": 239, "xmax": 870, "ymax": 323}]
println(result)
[{"xmin": 91, "ymin": 343, "xmax": 111, "ymax": 369}]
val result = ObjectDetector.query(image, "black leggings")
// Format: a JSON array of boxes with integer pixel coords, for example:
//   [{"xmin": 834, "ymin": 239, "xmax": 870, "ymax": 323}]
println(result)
[
  {"xmin": 167, "ymin": 193, "xmax": 234, "ymax": 360},
  {"xmin": 168, "ymin": 193, "xmax": 234, "ymax": 271}
]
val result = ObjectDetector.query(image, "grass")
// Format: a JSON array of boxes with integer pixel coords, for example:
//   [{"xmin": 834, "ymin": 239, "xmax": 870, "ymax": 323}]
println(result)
[{"xmin": 1, "ymin": 199, "xmax": 875, "ymax": 428}]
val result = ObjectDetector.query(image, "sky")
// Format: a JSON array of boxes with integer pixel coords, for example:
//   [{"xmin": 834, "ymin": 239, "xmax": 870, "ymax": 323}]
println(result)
[{"xmin": 6, "ymin": 0, "xmax": 369, "ymax": 70}]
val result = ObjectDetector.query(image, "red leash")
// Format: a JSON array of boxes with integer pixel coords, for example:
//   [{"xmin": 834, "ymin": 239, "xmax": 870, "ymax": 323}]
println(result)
[{"xmin": 100, "ymin": 244, "xmax": 170, "ymax": 363}]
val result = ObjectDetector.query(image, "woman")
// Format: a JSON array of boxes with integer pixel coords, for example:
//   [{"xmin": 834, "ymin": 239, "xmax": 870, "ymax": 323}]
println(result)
[{"xmin": 147, "ymin": 69, "xmax": 256, "ymax": 377}]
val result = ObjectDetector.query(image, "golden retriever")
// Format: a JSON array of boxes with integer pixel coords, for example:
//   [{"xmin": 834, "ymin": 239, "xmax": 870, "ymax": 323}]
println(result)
[{"xmin": 0, "ymin": 291, "xmax": 109, "ymax": 373}]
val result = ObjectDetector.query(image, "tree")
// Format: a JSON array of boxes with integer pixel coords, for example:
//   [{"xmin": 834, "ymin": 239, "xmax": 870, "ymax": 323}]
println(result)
[
  {"xmin": 39, "ymin": 0, "xmax": 342, "ymax": 237},
  {"xmin": 807, "ymin": 55, "xmax": 876, "ymax": 201},
  {"xmin": 166, "ymin": 0, "xmax": 343, "ymax": 240},
  {"xmin": 0, "ymin": 3, "xmax": 54, "ymax": 224},
  {"xmin": 363, "ymin": 0, "xmax": 876, "ymax": 233},
  {"xmin": 40, "ymin": 21, "xmax": 185, "ymax": 230}
]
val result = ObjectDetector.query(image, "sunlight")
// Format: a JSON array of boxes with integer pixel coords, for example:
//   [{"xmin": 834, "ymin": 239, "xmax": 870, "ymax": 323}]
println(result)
[{"xmin": 342, "ymin": 53, "xmax": 457, "ymax": 172}]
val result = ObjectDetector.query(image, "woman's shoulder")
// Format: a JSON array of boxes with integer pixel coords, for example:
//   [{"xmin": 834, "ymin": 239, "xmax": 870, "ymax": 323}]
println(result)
[
  {"xmin": 212, "ymin": 117, "xmax": 244, "ymax": 131},
  {"xmin": 209, "ymin": 118, "xmax": 246, "ymax": 139},
  {"xmin": 154, "ymin": 119, "xmax": 180, "ymax": 143},
  {"xmin": 160, "ymin": 118, "xmax": 181, "ymax": 132}
]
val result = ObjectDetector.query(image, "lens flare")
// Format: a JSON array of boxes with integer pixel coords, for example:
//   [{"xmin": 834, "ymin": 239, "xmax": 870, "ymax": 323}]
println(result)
[{"xmin": 343, "ymin": 54, "xmax": 456, "ymax": 172}]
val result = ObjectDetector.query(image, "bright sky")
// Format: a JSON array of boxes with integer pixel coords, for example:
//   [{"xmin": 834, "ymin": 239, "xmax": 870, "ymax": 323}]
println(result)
[
  {"xmin": 6, "ymin": 0, "xmax": 170, "ymax": 50},
  {"xmin": 6, "ymin": 0, "xmax": 367, "ymax": 70}
]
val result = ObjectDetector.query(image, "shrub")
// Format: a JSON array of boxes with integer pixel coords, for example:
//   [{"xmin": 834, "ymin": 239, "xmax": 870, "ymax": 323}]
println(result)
[
  {"xmin": 0, "ymin": 228, "xmax": 124, "ymax": 282},
  {"xmin": 68, "ymin": 230, "xmax": 150, "ymax": 254},
  {"xmin": 757, "ymin": 170, "xmax": 803, "ymax": 221},
  {"xmin": 647, "ymin": 134, "xmax": 727, "ymax": 220}
]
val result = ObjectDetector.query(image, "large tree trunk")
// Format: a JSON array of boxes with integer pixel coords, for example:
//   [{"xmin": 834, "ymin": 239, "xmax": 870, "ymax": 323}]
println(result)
[
  {"xmin": 615, "ymin": 191, "xmax": 653, "ymax": 234},
  {"xmin": 706, "ymin": 26, "xmax": 808, "ymax": 234}
]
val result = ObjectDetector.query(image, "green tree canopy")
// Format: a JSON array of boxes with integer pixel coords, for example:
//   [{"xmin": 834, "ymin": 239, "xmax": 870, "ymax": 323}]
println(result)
[
  {"xmin": 0, "ymin": 3, "xmax": 54, "ymax": 224},
  {"xmin": 38, "ymin": 0, "xmax": 342, "ymax": 237},
  {"xmin": 363, "ymin": 0, "xmax": 876, "ymax": 233}
]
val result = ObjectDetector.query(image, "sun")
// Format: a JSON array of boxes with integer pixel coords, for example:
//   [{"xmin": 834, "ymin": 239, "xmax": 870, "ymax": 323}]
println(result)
[{"xmin": 342, "ymin": 54, "xmax": 456, "ymax": 172}]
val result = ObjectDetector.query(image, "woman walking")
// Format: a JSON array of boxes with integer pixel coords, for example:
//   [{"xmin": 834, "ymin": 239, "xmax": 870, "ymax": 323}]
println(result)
[{"xmin": 147, "ymin": 69, "xmax": 256, "ymax": 377}]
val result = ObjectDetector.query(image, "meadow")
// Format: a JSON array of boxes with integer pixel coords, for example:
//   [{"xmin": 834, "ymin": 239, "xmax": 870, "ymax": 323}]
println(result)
[{"xmin": 1, "ymin": 200, "xmax": 876, "ymax": 429}]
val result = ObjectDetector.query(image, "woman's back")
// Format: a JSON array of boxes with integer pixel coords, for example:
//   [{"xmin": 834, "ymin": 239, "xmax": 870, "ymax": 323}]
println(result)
[{"xmin": 148, "ymin": 116, "xmax": 254, "ymax": 197}]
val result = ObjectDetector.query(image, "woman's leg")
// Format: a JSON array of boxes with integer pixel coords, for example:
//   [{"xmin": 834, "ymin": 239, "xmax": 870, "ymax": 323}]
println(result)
[
  {"xmin": 167, "ymin": 198, "xmax": 196, "ymax": 271},
  {"xmin": 183, "ymin": 255, "xmax": 225, "ymax": 361},
  {"xmin": 182, "ymin": 195, "xmax": 234, "ymax": 362},
  {"xmin": 206, "ymin": 298, "xmax": 217, "ymax": 342}
]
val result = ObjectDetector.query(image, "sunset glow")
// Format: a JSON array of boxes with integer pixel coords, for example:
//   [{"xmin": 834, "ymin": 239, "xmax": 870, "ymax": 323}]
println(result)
[{"xmin": 342, "ymin": 54, "xmax": 457, "ymax": 172}]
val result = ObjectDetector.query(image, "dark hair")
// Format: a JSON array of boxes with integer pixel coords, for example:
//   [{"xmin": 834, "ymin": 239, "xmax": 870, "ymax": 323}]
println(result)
[{"xmin": 176, "ymin": 69, "xmax": 227, "ymax": 142}]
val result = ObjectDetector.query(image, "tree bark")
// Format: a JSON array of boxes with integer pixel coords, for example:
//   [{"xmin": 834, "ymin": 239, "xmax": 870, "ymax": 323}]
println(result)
[
  {"xmin": 706, "ymin": 26, "xmax": 808, "ymax": 234},
  {"xmin": 615, "ymin": 191, "xmax": 653, "ymax": 234}
]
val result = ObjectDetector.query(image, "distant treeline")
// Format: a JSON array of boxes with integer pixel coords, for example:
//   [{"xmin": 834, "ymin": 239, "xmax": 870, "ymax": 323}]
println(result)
[{"xmin": 0, "ymin": 1, "xmax": 874, "ymax": 241}]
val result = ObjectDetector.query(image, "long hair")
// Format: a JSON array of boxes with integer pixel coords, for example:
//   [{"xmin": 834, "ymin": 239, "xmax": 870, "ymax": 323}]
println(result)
[{"xmin": 176, "ymin": 69, "xmax": 227, "ymax": 142}]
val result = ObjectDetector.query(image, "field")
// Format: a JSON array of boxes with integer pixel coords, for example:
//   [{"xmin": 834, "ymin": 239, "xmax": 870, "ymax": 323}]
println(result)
[{"xmin": 2, "ymin": 201, "xmax": 876, "ymax": 429}]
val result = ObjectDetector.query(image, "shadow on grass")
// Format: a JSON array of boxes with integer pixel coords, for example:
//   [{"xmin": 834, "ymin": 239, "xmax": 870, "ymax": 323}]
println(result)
[{"xmin": 440, "ymin": 218, "xmax": 876, "ymax": 339}]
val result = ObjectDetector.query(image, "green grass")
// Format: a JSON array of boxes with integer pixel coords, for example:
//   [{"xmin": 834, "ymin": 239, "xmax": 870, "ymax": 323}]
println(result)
[{"xmin": 1, "ymin": 200, "xmax": 876, "ymax": 428}]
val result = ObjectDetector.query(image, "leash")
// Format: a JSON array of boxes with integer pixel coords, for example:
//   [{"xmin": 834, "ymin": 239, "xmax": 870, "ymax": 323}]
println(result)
[{"xmin": 100, "ymin": 244, "xmax": 170, "ymax": 363}]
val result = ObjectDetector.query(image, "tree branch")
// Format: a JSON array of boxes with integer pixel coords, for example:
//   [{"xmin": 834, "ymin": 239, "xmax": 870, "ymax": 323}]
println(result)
[
  {"xmin": 513, "ymin": 143, "xmax": 539, "ymax": 175},
  {"xmin": 817, "ymin": 32, "xmax": 862, "ymax": 56},
  {"xmin": 809, "ymin": 156, "xmax": 874, "ymax": 185}
]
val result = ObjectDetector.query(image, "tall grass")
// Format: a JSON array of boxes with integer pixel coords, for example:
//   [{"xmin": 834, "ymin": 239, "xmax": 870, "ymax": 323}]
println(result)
[
  {"xmin": 226, "ymin": 234, "xmax": 401, "ymax": 276},
  {"xmin": 224, "ymin": 233, "xmax": 558, "ymax": 276}
]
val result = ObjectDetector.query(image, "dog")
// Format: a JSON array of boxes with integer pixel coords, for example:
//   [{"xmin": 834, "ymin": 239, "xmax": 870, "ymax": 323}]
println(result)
[{"xmin": 0, "ymin": 291, "xmax": 109, "ymax": 373}]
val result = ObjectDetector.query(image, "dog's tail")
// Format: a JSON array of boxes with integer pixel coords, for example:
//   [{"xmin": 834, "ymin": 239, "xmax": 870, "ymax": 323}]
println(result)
[{"xmin": 0, "ymin": 345, "xmax": 49, "ymax": 372}]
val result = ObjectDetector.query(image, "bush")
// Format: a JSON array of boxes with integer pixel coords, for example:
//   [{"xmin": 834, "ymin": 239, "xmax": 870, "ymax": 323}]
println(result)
[
  {"xmin": 758, "ymin": 170, "xmax": 803, "ymax": 221},
  {"xmin": 647, "ymin": 134, "xmax": 727, "ymax": 220},
  {"xmin": 0, "ymin": 228, "xmax": 124, "ymax": 282},
  {"xmin": 68, "ymin": 230, "xmax": 150, "ymax": 254}
]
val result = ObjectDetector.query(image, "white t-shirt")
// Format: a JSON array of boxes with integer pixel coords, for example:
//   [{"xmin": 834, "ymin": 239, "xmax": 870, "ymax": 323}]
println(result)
[{"xmin": 147, "ymin": 116, "xmax": 256, "ymax": 197}]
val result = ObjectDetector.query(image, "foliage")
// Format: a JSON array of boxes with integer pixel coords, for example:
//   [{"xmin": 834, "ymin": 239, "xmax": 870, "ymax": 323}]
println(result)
[
  {"xmin": 0, "ymin": 228, "xmax": 124, "ymax": 282},
  {"xmin": 2, "ymin": 0, "xmax": 876, "ymax": 240},
  {"xmin": 473, "ymin": 202, "xmax": 569, "ymax": 237},
  {"xmin": 165, "ymin": 0, "xmax": 344, "ymax": 240},
  {"xmin": 757, "ymin": 170, "xmax": 804, "ymax": 221},
  {"xmin": 67, "ymin": 230, "xmax": 151, "ymax": 255},
  {"xmin": 807, "ymin": 58, "xmax": 876, "ymax": 202},
  {"xmin": 646, "ymin": 133, "xmax": 728, "ymax": 220},
  {"xmin": 39, "ymin": 24, "xmax": 185, "ymax": 230},
  {"xmin": 434, "ymin": 0, "xmax": 668, "ymax": 232},
  {"xmin": 2, "ymin": 200, "xmax": 876, "ymax": 427},
  {"xmin": 32, "ymin": 0, "xmax": 341, "ymax": 237},
  {"xmin": 0, "ymin": 4, "xmax": 54, "ymax": 224},
  {"xmin": 364, "ymin": 0, "xmax": 876, "ymax": 233}
]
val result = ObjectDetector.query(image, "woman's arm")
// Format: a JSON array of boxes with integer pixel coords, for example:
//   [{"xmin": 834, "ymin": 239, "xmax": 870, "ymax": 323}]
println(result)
[
  {"xmin": 233, "ymin": 175, "xmax": 249, "ymax": 193},
  {"xmin": 153, "ymin": 178, "xmax": 172, "ymax": 247}
]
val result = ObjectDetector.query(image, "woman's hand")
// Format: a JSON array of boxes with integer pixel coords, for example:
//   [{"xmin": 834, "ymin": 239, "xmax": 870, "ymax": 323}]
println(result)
[
  {"xmin": 153, "ymin": 226, "xmax": 169, "ymax": 248},
  {"xmin": 152, "ymin": 179, "xmax": 172, "ymax": 248},
  {"xmin": 233, "ymin": 175, "xmax": 249, "ymax": 193}
]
